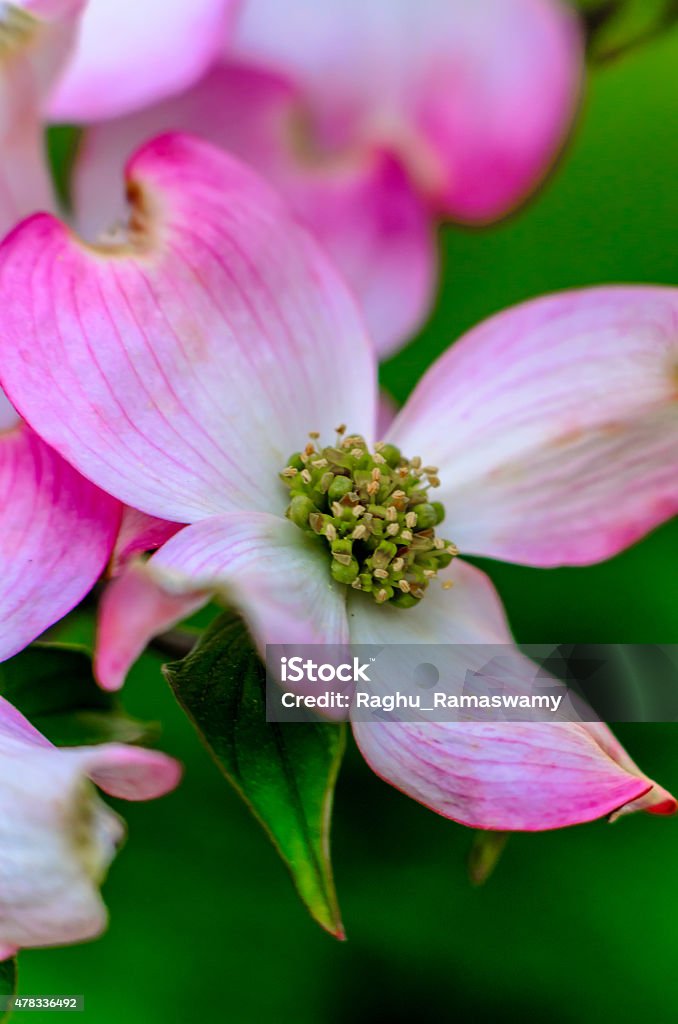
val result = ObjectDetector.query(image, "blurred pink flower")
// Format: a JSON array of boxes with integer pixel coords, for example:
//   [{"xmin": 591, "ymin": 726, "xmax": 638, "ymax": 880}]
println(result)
[
  {"xmin": 0, "ymin": 0, "xmax": 84, "ymax": 229},
  {"xmin": 70, "ymin": 0, "xmax": 583, "ymax": 354},
  {"xmin": 0, "ymin": 136, "xmax": 675, "ymax": 831},
  {"xmin": 47, "ymin": 0, "xmax": 240, "ymax": 121},
  {"xmin": 0, "ymin": 694, "xmax": 180, "ymax": 959}
]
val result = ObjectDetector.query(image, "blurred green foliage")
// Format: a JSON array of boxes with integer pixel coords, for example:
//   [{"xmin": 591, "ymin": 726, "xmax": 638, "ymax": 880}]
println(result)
[
  {"xmin": 0, "ymin": 644, "xmax": 155, "ymax": 747},
  {"xmin": 572, "ymin": 0, "xmax": 678, "ymax": 61},
  {"xmin": 25, "ymin": 26, "xmax": 678, "ymax": 1024}
]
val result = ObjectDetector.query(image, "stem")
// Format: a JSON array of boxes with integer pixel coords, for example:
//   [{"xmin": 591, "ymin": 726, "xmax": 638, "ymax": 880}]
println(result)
[{"xmin": 149, "ymin": 629, "xmax": 197, "ymax": 660}]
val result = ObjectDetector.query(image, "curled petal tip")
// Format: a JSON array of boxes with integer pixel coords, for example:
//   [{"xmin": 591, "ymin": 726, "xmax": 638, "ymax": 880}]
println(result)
[
  {"xmin": 95, "ymin": 560, "xmax": 205, "ymax": 691},
  {"xmin": 610, "ymin": 782, "xmax": 678, "ymax": 823},
  {"xmin": 77, "ymin": 744, "xmax": 183, "ymax": 802}
]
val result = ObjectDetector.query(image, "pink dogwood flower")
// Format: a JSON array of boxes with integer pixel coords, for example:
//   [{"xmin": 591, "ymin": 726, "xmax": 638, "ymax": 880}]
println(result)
[
  {"xmin": 0, "ymin": 694, "xmax": 180, "ymax": 959},
  {"xmin": 0, "ymin": 134, "xmax": 676, "ymax": 831},
  {"xmin": 70, "ymin": 0, "xmax": 583, "ymax": 354}
]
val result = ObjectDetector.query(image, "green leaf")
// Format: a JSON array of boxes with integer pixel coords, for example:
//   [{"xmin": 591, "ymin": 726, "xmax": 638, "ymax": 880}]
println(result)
[
  {"xmin": 164, "ymin": 614, "xmax": 345, "ymax": 939},
  {"xmin": 0, "ymin": 644, "xmax": 157, "ymax": 747},
  {"xmin": 0, "ymin": 957, "xmax": 17, "ymax": 1022}
]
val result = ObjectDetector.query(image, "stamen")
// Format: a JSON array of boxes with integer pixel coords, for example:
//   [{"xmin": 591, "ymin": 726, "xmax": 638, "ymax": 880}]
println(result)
[{"xmin": 280, "ymin": 432, "xmax": 457, "ymax": 608}]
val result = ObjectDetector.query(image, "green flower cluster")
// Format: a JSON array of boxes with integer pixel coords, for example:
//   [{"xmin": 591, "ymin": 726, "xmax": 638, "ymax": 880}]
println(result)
[{"xmin": 281, "ymin": 430, "xmax": 458, "ymax": 607}]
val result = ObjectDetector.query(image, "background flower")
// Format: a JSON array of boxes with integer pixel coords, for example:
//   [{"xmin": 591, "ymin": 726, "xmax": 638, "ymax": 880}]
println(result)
[
  {"xmin": 68, "ymin": 0, "xmax": 583, "ymax": 354},
  {"xmin": 46, "ymin": 0, "xmax": 240, "ymax": 121}
]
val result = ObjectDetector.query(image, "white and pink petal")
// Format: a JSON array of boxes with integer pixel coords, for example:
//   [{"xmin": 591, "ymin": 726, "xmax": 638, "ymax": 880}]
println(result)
[
  {"xmin": 390, "ymin": 286, "xmax": 678, "ymax": 566},
  {"xmin": 0, "ymin": 423, "xmax": 120, "ymax": 661},
  {"xmin": 353, "ymin": 717, "xmax": 672, "ymax": 831},
  {"xmin": 347, "ymin": 561, "xmax": 674, "ymax": 830},
  {"xmin": 346, "ymin": 558, "xmax": 512, "ymax": 647},
  {"xmin": 147, "ymin": 512, "xmax": 350, "ymax": 656},
  {"xmin": 0, "ymin": 134, "xmax": 377, "ymax": 522}
]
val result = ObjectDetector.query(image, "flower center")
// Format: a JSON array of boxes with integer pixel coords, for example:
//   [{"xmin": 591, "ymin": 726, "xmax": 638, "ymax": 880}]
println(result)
[{"xmin": 281, "ymin": 429, "xmax": 458, "ymax": 607}]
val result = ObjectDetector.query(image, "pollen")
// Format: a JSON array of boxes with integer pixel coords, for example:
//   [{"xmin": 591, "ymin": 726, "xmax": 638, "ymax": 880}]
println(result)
[{"xmin": 280, "ymin": 433, "xmax": 457, "ymax": 608}]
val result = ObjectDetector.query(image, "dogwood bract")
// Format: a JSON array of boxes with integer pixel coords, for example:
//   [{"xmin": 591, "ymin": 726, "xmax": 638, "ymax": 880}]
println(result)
[
  {"xmin": 0, "ymin": 134, "xmax": 676, "ymax": 830},
  {"xmin": 71, "ymin": 0, "xmax": 583, "ymax": 354}
]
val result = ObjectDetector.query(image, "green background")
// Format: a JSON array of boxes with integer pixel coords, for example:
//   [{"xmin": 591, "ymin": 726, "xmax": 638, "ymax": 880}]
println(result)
[{"xmin": 24, "ymin": 26, "xmax": 678, "ymax": 1024}]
